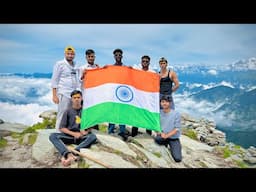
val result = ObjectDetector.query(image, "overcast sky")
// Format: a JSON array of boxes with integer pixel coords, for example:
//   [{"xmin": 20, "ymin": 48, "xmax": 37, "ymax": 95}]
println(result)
[{"xmin": 1, "ymin": 24, "xmax": 256, "ymax": 73}]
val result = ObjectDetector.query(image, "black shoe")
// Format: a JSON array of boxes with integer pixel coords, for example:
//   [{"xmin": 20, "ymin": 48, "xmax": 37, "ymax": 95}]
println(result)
[
  {"xmin": 131, "ymin": 127, "xmax": 138, "ymax": 137},
  {"xmin": 118, "ymin": 132, "xmax": 128, "ymax": 141}
]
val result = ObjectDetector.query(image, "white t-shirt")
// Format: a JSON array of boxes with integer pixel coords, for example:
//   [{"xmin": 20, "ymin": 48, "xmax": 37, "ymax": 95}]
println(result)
[
  {"xmin": 78, "ymin": 63, "xmax": 99, "ymax": 89},
  {"xmin": 133, "ymin": 65, "xmax": 156, "ymax": 73}
]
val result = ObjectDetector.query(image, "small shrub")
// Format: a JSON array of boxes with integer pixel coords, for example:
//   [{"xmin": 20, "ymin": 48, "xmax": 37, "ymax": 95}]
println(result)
[
  {"xmin": 152, "ymin": 152, "xmax": 162, "ymax": 158},
  {"xmin": 182, "ymin": 128, "xmax": 197, "ymax": 140},
  {"xmin": 0, "ymin": 137, "xmax": 7, "ymax": 148},
  {"xmin": 98, "ymin": 124, "xmax": 107, "ymax": 133}
]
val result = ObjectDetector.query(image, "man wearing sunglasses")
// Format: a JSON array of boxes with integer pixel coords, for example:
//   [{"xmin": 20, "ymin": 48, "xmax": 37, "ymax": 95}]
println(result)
[
  {"xmin": 107, "ymin": 48, "xmax": 129, "ymax": 141},
  {"xmin": 131, "ymin": 55, "xmax": 156, "ymax": 137}
]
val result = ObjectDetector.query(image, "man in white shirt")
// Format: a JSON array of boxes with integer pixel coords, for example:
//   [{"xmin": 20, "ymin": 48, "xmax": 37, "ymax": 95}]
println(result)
[
  {"xmin": 78, "ymin": 49, "xmax": 99, "ymax": 88},
  {"xmin": 51, "ymin": 46, "xmax": 80, "ymax": 131},
  {"xmin": 131, "ymin": 55, "xmax": 156, "ymax": 137}
]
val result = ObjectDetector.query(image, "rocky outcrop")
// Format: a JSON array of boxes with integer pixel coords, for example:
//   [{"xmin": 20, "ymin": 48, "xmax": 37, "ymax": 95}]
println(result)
[
  {"xmin": 182, "ymin": 113, "xmax": 226, "ymax": 146},
  {"xmin": 1, "ymin": 110, "xmax": 256, "ymax": 168}
]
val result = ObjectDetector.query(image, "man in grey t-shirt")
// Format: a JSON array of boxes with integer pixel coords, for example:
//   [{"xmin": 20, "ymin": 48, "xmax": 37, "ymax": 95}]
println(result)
[{"xmin": 154, "ymin": 95, "xmax": 182, "ymax": 162}]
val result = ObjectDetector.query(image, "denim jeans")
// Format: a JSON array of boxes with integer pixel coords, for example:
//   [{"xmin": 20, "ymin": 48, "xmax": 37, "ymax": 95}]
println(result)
[
  {"xmin": 154, "ymin": 135, "xmax": 182, "ymax": 162},
  {"xmin": 108, "ymin": 123, "xmax": 125, "ymax": 134},
  {"xmin": 49, "ymin": 132, "xmax": 97, "ymax": 158}
]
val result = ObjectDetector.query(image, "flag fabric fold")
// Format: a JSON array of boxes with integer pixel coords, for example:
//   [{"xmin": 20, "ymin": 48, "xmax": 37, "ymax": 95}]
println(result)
[{"xmin": 81, "ymin": 65, "xmax": 160, "ymax": 131}]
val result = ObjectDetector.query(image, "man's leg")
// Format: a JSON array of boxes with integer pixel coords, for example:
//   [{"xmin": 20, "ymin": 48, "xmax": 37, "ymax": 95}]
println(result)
[
  {"xmin": 146, "ymin": 129, "xmax": 152, "ymax": 136},
  {"xmin": 55, "ymin": 94, "xmax": 71, "ymax": 131},
  {"xmin": 168, "ymin": 139, "xmax": 182, "ymax": 162},
  {"xmin": 154, "ymin": 135, "xmax": 168, "ymax": 146},
  {"xmin": 49, "ymin": 132, "xmax": 74, "ymax": 159},
  {"xmin": 108, "ymin": 123, "xmax": 115, "ymax": 134},
  {"xmin": 75, "ymin": 133, "xmax": 97, "ymax": 151},
  {"xmin": 131, "ymin": 127, "xmax": 138, "ymax": 137}
]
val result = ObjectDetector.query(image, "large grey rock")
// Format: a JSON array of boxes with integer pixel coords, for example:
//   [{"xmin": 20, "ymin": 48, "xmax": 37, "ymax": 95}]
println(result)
[
  {"xmin": 32, "ymin": 129, "xmax": 58, "ymax": 166},
  {"xmin": 0, "ymin": 122, "xmax": 28, "ymax": 133}
]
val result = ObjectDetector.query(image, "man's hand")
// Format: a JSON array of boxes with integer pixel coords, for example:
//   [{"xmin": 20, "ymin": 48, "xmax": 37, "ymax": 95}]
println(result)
[
  {"xmin": 80, "ymin": 128, "xmax": 92, "ymax": 136},
  {"xmin": 73, "ymin": 132, "xmax": 83, "ymax": 139},
  {"xmin": 160, "ymin": 133, "xmax": 168, "ymax": 139},
  {"xmin": 52, "ymin": 95, "xmax": 59, "ymax": 104},
  {"xmin": 81, "ymin": 69, "xmax": 87, "ymax": 80}
]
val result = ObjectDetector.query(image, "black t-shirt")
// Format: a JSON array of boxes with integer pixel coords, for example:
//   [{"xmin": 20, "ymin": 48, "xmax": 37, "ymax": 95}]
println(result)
[{"xmin": 59, "ymin": 108, "xmax": 82, "ymax": 132}]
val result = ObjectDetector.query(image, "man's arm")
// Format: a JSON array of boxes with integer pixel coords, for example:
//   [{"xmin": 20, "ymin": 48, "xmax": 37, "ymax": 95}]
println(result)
[
  {"xmin": 60, "ymin": 128, "xmax": 82, "ymax": 139},
  {"xmin": 52, "ymin": 88, "xmax": 59, "ymax": 104},
  {"xmin": 160, "ymin": 129, "xmax": 178, "ymax": 139},
  {"xmin": 170, "ymin": 71, "xmax": 180, "ymax": 92},
  {"xmin": 51, "ymin": 62, "xmax": 60, "ymax": 104}
]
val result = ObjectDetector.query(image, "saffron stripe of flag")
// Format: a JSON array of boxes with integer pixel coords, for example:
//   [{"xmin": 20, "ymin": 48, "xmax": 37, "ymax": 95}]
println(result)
[{"xmin": 81, "ymin": 65, "xmax": 161, "ymax": 131}]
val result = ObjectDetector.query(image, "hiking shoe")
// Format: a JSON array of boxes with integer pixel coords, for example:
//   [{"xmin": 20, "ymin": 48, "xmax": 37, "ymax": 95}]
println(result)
[{"xmin": 118, "ymin": 132, "xmax": 128, "ymax": 141}]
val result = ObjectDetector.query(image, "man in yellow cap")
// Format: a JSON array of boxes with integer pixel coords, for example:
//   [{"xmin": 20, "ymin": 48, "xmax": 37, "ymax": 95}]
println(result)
[{"xmin": 51, "ymin": 45, "xmax": 80, "ymax": 131}]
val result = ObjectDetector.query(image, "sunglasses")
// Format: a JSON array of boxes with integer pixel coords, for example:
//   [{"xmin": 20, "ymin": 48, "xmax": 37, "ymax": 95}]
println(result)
[
  {"xmin": 114, "ymin": 54, "xmax": 122, "ymax": 57},
  {"xmin": 142, "ymin": 60, "xmax": 149, "ymax": 63}
]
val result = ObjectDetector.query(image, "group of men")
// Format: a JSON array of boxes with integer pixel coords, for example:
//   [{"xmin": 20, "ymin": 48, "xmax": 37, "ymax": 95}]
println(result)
[{"xmin": 49, "ymin": 46, "xmax": 182, "ymax": 167}]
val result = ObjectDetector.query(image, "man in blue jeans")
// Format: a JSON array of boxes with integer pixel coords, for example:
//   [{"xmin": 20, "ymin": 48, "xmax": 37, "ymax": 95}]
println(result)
[
  {"xmin": 154, "ymin": 95, "xmax": 182, "ymax": 162},
  {"xmin": 49, "ymin": 90, "xmax": 97, "ymax": 166}
]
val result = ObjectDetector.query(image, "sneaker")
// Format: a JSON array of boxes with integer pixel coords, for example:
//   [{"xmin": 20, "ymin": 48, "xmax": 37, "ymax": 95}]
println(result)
[{"xmin": 118, "ymin": 132, "xmax": 128, "ymax": 141}]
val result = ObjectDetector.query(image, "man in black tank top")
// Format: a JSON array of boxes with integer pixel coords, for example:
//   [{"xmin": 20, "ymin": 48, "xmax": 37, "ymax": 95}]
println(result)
[{"xmin": 159, "ymin": 57, "xmax": 179, "ymax": 109}]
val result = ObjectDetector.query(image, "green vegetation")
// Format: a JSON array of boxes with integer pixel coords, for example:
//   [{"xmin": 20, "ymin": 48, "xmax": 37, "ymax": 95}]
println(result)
[
  {"xmin": 199, "ymin": 161, "xmax": 208, "ymax": 168},
  {"xmin": 78, "ymin": 158, "xmax": 90, "ymax": 168},
  {"xmin": 152, "ymin": 152, "xmax": 162, "ymax": 158},
  {"xmin": 130, "ymin": 139, "xmax": 144, "ymax": 148},
  {"xmin": 234, "ymin": 160, "xmax": 248, "ymax": 168},
  {"xmin": 113, "ymin": 149, "xmax": 122, "ymax": 155},
  {"xmin": 182, "ymin": 128, "xmax": 197, "ymax": 140},
  {"xmin": 22, "ymin": 118, "xmax": 56, "ymax": 134},
  {"xmin": 98, "ymin": 124, "xmax": 107, "ymax": 133},
  {"xmin": 28, "ymin": 134, "xmax": 38, "ymax": 145},
  {"xmin": 0, "ymin": 137, "xmax": 8, "ymax": 148},
  {"xmin": 223, "ymin": 146, "xmax": 232, "ymax": 158},
  {"xmin": 11, "ymin": 117, "xmax": 55, "ymax": 145}
]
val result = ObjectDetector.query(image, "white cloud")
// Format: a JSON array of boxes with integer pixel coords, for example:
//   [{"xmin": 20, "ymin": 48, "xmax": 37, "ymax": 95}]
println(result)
[
  {"xmin": 207, "ymin": 69, "xmax": 218, "ymax": 75},
  {"xmin": 0, "ymin": 102, "xmax": 56, "ymax": 126},
  {"xmin": 174, "ymin": 94, "xmax": 234, "ymax": 129}
]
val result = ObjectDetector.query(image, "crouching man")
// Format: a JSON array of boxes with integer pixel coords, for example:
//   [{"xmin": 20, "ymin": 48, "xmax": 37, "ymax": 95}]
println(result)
[{"xmin": 154, "ymin": 95, "xmax": 182, "ymax": 162}]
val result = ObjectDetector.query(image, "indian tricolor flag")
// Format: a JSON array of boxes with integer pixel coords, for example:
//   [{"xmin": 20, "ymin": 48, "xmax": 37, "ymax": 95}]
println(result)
[{"xmin": 81, "ymin": 65, "xmax": 161, "ymax": 131}]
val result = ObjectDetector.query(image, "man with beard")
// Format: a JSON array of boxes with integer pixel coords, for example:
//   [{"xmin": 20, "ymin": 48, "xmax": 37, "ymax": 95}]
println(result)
[{"xmin": 51, "ymin": 46, "xmax": 80, "ymax": 131}]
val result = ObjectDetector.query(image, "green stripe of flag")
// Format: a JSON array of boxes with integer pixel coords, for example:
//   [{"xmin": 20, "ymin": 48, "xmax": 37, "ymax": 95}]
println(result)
[{"xmin": 81, "ymin": 102, "xmax": 161, "ymax": 131}]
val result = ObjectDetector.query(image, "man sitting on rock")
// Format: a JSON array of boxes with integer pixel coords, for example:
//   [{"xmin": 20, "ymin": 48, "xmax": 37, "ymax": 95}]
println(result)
[
  {"xmin": 49, "ymin": 90, "xmax": 97, "ymax": 167},
  {"xmin": 154, "ymin": 95, "xmax": 182, "ymax": 162}
]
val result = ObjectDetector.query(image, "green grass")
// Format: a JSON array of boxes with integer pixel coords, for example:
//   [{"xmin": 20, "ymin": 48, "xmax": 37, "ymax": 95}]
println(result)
[
  {"xmin": 0, "ymin": 137, "xmax": 8, "ymax": 148},
  {"xmin": 223, "ymin": 146, "xmax": 232, "ymax": 158},
  {"xmin": 28, "ymin": 134, "xmax": 38, "ymax": 145},
  {"xmin": 152, "ymin": 152, "xmax": 162, "ymax": 158},
  {"xmin": 182, "ymin": 128, "xmax": 197, "ymax": 140},
  {"xmin": 22, "ymin": 118, "xmax": 55, "ymax": 134},
  {"xmin": 98, "ymin": 124, "xmax": 107, "ymax": 133},
  {"xmin": 234, "ymin": 160, "xmax": 248, "ymax": 168},
  {"xmin": 78, "ymin": 159, "xmax": 90, "ymax": 168}
]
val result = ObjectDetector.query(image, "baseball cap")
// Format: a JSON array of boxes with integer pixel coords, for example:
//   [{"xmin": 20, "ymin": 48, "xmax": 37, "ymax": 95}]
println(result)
[{"xmin": 64, "ymin": 45, "xmax": 75, "ymax": 53}]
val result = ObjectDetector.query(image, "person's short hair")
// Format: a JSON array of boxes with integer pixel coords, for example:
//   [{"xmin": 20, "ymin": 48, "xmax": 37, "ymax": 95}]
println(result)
[
  {"xmin": 85, "ymin": 49, "xmax": 95, "ymax": 55},
  {"xmin": 64, "ymin": 45, "xmax": 75, "ymax": 53},
  {"xmin": 160, "ymin": 95, "xmax": 172, "ymax": 102},
  {"xmin": 159, "ymin": 57, "xmax": 168, "ymax": 63},
  {"xmin": 70, "ymin": 90, "xmax": 82, "ymax": 97},
  {"xmin": 141, "ymin": 55, "xmax": 150, "ymax": 61},
  {"xmin": 113, "ymin": 48, "xmax": 123, "ymax": 55}
]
